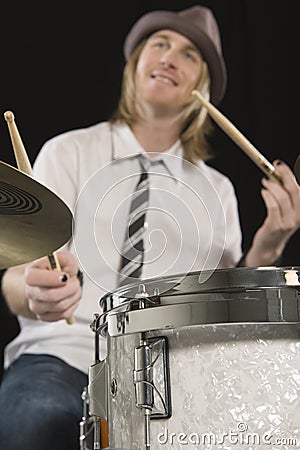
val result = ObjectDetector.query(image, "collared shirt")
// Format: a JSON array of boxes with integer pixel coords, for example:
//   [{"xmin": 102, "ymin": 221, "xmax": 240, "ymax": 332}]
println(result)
[{"xmin": 4, "ymin": 121, "xmax": 242, "ymax": 374}]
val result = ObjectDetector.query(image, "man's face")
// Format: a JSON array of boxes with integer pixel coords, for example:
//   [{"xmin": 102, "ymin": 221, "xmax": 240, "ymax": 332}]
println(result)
[{"xmin": 134, "ymin": 30, "xmax": 204, "ymax": 115}]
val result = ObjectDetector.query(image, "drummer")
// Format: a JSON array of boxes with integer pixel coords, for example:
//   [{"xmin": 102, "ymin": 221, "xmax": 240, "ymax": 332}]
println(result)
[{"xmin": 0, "ymin": 5, "xmax": 299, "ymax": 450}]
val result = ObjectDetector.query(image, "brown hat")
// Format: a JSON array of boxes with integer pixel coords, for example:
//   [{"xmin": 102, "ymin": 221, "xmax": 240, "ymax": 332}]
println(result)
[{"xmin": 123, "ymin": 6, "xmax": 227, "ymax": 105}]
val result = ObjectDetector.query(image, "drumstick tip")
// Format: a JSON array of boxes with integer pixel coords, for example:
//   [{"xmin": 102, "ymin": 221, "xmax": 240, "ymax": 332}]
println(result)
[
  {"xmin": 66, "ymin": 315, "xmax": 76, "ymax": 325},
  {"xmin": 191, "ymin": 89, "xmax": 207, "ymax": 104},
  {"xmin": 4, "ymin": 110, "xmax": 14, "ymax": 122},
  {"xmin": 191, "ymin": 89, "xmax": 201, "ymax": 98}
]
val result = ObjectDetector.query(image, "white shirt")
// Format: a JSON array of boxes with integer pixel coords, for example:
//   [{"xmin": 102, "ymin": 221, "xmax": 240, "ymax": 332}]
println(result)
[{"xmin": 4, "ymin": 122, "xmax": 242, "ymax": 374}]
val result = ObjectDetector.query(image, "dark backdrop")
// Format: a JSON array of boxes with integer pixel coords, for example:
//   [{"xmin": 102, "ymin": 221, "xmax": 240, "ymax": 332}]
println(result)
[{"xmin": 0, "ymin": 1, "xmax": 297, "ymax": 378}]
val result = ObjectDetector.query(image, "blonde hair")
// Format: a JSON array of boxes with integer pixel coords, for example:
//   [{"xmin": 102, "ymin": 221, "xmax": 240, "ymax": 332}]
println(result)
[{"xmin": 110, "ymin": 40, "xmax": 215, "ymax": 163}]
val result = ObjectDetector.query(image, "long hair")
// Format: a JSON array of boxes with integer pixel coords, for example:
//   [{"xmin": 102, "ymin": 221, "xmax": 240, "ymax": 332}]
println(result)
[{"xmin": 110, "ymin": 40, "xmax": 215, "ymax": 163}]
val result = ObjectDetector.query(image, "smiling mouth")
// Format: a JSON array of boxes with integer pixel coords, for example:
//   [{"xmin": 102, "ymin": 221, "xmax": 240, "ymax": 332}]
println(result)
[{"xmin": 151, "ymin": 75, "xmax": 177, "ymax": 86}]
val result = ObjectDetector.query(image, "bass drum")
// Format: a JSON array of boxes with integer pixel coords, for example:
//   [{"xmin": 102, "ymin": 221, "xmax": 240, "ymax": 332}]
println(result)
[{"xmin": 89, "ymin": 267, "xmax": 300, "ymax": 450}]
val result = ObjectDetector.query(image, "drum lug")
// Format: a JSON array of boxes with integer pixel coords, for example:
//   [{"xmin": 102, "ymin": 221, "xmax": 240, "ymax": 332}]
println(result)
[
  {"xmin": 133, "ymin": 335, "xmax": 171, "ymax": 420},
  {"xmin": 133, "ymin": 335, "xmax": 171, "ymax": 450}
]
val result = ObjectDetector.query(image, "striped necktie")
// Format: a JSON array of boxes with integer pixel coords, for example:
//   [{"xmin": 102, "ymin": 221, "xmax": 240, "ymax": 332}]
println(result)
[{"xmin": 118, "ymin": 155, "xmax": 153, "ymax": 286}]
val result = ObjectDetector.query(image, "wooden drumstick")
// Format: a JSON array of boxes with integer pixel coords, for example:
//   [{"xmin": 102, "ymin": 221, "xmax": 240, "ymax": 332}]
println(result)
[
  {"xmin": 4, "ymin": 110, "xmax": 75, "ymax": 325},
  {"xmin": 191, "ymin": 90, "xmax": 282, "ymax": 184}
]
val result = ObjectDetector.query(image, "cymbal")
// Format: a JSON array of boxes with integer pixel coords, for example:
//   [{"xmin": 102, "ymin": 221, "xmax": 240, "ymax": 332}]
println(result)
[
  {"xmin": 0, "ymin": 161, "xmax": 73, "ymax": 269},
  {"xmin": 294, "ymin": 154, "xmax": 300, "ymax": 183}
]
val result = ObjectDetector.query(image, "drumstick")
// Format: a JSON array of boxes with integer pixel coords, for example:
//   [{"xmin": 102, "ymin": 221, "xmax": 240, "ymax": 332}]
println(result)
[
  {"xmin": 191, "ymin": 90, "xmax": 282, "ymax": 184},
  {"xmin": 4, "ymin": 110, "xmax": 75, "ymax": 325}
]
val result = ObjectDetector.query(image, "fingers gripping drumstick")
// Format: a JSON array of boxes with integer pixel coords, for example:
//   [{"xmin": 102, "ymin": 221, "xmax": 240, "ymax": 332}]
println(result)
[
  {"xmin": 47, "ymin": 253, "xmax": 76, "ymax": 325},
  {"xmin": 191, "ymin": 90, "xmax": 282, "ymax": 184},
  {"xmin": 4, "ymin": 110, "xmax": 75, "ymax": 325}
]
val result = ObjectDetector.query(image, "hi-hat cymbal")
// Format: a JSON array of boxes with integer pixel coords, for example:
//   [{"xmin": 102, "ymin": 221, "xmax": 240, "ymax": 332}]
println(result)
[
  {"xmin": 0, "ymin": 161, "xmax": 73, "ymax": 269},
  {"xmin": 294, "ymin": 154, "xmax": 300, "ymax": 184}
]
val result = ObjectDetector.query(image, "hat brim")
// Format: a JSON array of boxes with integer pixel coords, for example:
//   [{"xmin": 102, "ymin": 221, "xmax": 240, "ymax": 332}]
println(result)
[{"xmin": 123, "ymin": 11, "xmax": 227, "ymax": 105}]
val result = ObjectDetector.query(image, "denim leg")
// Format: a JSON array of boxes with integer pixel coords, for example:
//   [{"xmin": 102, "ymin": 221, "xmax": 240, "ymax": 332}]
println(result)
[{"xmin": 0, "ymin": 354, "xmax": 88, "ymax": 450}]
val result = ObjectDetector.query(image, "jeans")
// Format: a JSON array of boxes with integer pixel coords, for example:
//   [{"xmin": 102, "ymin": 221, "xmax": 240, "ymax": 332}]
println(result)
[{"xmin": 0, "ymin": 354, "xmax": 88, "ymax": 450}]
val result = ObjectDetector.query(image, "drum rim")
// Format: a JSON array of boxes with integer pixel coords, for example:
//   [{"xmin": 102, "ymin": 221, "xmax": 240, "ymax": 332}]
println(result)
[{"xmin": 100, "ymin": 266, "xmax": 300, "ymax": 313}]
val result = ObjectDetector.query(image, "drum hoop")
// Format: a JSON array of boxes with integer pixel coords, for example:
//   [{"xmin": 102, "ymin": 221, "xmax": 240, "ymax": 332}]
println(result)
[
  {"xmin": 97, "ymin": 267, "xmax": 300, "ymax": 337},
  {"xmin": 103, "ymin": 296, "xmax": 300, "ymax": 337},
  {"xmin": 100, "ymin": 266, "xmax": 300, "ymax": 312}
]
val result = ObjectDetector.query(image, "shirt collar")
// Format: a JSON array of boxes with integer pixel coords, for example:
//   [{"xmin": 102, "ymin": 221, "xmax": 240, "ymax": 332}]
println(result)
[{"xmin": 111, "ymin": 123, "xmax": 184, "ymax": 181}]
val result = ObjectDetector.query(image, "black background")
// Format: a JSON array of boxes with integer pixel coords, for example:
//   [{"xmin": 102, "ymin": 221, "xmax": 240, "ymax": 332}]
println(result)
[{"xmin": 0, "ymin": 1, "xmax": 297, "ymax": 377}]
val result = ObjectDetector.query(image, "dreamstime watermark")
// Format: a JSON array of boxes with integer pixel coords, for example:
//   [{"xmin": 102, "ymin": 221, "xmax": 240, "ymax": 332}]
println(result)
[{"xmin": 157, "ymin": 423, "xmax": 298, "ymax": 447}]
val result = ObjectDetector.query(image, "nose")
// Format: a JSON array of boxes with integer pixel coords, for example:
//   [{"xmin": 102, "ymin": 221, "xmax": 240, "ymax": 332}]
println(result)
[
  {"xmin": 160, "ymin": 59, "xmax": 176, "ymax": 71},
  {"xmin": 159, "ymin": 50, "xmax": 177, "ymax": 70}
]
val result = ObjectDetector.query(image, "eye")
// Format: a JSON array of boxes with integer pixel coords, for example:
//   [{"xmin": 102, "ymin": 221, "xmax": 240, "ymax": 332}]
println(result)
[
  {"xmin": 153, "ymin": 40, "xmax": 168, "ymax": 49},
  {"xmin": 183, "ymin": 50, "xmax": 198, "ymax": 62}
]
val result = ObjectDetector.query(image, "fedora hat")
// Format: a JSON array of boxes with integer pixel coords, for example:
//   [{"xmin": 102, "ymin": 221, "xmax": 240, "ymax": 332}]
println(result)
[{"xmin": 123, "ymin": 6, "xmax": 227, "ymax": 105}]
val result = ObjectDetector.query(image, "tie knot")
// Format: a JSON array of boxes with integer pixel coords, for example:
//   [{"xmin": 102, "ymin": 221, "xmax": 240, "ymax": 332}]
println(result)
[{"xmin": 138, "ymin": 154, "xmax": 162, "ymax": 173}]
